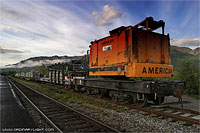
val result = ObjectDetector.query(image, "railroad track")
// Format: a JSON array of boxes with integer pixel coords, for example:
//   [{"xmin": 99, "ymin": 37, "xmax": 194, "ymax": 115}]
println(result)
[
  {"xmin": 81, "ymin": 90, "xmax": 200, "ymax": 125},
  {"xmin": 8, "ymin": 78, "xmax": 120, "ymax": 132},
  {"xmin": 128, "ymin": 104, "xmax": 200, "ymax": 125},
  {"xmin": 94, "ymin": 97, "xmax": 200, "ymax": 125},
  {"xmin": 148, "ymin": 105, "xmax": 200, "ymax": 124},
  {"xmin": 9, "ymin": 78, "xmax": 200, "ymax": 128}
]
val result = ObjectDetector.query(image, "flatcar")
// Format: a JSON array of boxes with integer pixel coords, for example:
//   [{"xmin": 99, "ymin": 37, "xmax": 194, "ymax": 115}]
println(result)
[
  {"xmin": 15, "ymin": 71, "xmax": 41, "ymax": 81},
  {"xmin": 74, "ymin": 17, "xmax": 185, "ymax": 106}
]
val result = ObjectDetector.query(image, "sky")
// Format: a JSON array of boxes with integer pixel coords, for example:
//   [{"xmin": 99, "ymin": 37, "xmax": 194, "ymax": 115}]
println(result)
[{"xmin": 0, "ymin": 0, "xmax": 199, "ymax": 67}]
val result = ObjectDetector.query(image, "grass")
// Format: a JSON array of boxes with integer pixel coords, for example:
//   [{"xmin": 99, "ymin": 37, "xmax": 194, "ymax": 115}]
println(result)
[
  {"xmin": 190, "ymin": 95, "xmax": 200, "ymax": 99},
  {"xmin": 12, "ymin": 78, "xmax": 127, "ymax": 112}
]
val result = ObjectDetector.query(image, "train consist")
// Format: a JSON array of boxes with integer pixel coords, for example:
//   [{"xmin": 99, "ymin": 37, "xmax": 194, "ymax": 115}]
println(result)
[
  {"xmin": 15, "ymin": 71, "xmax": 40, "ymax": 81},
  {"xmin": 15, "ymin": 17, "xmax": 185, "ymax": 107},
  {"xmin": 15, "ymin": 57, "xmax": 88, "ymax": 85}
]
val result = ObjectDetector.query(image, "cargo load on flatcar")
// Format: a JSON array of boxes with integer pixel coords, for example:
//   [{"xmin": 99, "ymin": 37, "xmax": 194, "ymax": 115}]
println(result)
[{"xmin": 89, "ymin": 17, "xmax": 172, "ymax": 78}]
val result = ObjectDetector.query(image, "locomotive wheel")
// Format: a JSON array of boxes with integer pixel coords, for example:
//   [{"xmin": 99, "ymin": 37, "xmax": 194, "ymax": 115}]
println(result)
[
  {"xmin": 130, "ymin": 93, "xmax": 147, "ymax": 107},
  {"xmin": 110, "ymin": 91, "xmax": 120, "ymax": 102},
  {"xmin": 134, "ymin": 94, "xmax": 147, "ymax": 107},
  {"xmin": 98, "ymin": 89, "xmax": 110, "ymax": 99},
  {"xmin": 135, "ymin": 97, "xmax": 147, "ymax": 107},
  {"xmin": 86, "ymin": 88, "xmax": 91, "ymax": 95},
  {"xmin": 86, "ymin": 88, "xmax": 96, "ymax": 95},
  {"xmin": 153, "ymin": 97, "xmax": 165, "ymax": 105},
  {"xmin": 97, "ymin": 92, "xmax": 103, "ymax": 98}
]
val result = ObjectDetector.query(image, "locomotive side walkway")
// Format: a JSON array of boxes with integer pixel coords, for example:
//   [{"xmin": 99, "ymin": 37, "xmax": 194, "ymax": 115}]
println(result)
[{"xmin": 0, "ymin": 76, "xmax": 37, "ymax": 132}]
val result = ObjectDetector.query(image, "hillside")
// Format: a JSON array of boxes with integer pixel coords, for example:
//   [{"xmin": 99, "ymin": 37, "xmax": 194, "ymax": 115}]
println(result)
[
  {"xmin": 171, "ymin": 49, "xmax": 197, "ymax": 70},
  {"xmin": 0, "ymin": 55, "xmax": 83, "ymax": 72},
  {"xmin": 5, "ymin": 55, "xmax": 82, "ymax": 68},
  {"xmin": 190, "ymin": 47, "xmax": 200, "ymax": 55},
  {"xmin": 171, "ymin": 46, "xmax": 199, "ymax": 70},
  {"xmin": 171, "ymin": 45, "xmax": 200, "ymax": 55}
]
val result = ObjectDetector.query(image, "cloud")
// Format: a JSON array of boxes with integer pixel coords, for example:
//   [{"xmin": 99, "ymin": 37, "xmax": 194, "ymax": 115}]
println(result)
[
  {"xmin": 0, "ymin": 6, "xmax": 22, "ymax": 20},
  {"xmin": 92, "ymin": 5, "xmax": 123, "ymax": 26},
  {"xmin": 0, "ymin": 25, "xmax": 19, "ymax": 33},
  {"xmin": 0, "ymin": 45, "xmax": 30, "ymax": 54},
  {"xmin": 4, "ymin": 57, "xmax": 76, "ymax": 68},
  {"xmin": 0, "ymin": 1, "xmax": 128, "ymax": 67},
  {"xmin": 9, "ymin": 59, "xmax": 70, "ymax": 68},
  {"xmin": 1, "ymin": 1, "xmax": 108, "ymax": 50},
  {"xmin": 0, "ymin": 1, "xmax": 97, "ymax": 66},
  {"xmin": 77, "ymin": 50, "xmax": 87, "ymax": 54},
  {"xmin": 171, "ymin": 38, "xmax": 200, "ymax": 47},
  {"xmin": 0, "ymin": 48, "xmax": 24, "ymax": 54}
]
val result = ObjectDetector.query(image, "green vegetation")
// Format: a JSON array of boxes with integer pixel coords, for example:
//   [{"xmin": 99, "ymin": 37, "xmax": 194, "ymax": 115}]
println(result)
[
  {"xmin": 12, "ymin": 78, "xmax": 126, "ymax": 111},
  {"xmin": 0, "ymin": 71, "xmax": 16, "ymax": 76},
  {"xmin": 0, "ymin": 66, "xmax": 38, "ymax": 73},
  {"xmin": 171, "ymin": 49, "xmax": 199, "ymax": 70},
  {"xmin": 174, "ymin": 59, "xmax": 200, "ymax": 99},
  {"xmin": 37, "ymin": 64, "xmax": 48, "ymax": 76}
]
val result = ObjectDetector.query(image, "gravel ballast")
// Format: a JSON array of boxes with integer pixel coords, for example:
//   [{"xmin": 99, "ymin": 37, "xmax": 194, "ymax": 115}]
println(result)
[{"xmin": 67, "ymin": 102, "xmax": 200, "ymax": 132}]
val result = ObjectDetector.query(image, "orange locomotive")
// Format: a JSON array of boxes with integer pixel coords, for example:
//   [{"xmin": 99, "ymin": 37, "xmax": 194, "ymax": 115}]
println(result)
[{"xmin": 89, "ymin": 17, "xmax": 172, "ymax": 78}]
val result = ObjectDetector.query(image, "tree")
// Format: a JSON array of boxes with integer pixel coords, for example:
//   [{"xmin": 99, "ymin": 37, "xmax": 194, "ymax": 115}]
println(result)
[
  {"xmin": 0, "ymin": 71, "xmax": 16, "ymax": 76},
  {"xmin": 176, "ymin": 59, "xmax": 199, "ymax": 95},
  {"xmin": 37, "ymin": 64, "xmax": 48, "ymax": 76}
]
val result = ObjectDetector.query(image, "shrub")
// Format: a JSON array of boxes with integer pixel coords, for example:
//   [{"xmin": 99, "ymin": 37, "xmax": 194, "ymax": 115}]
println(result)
[{"xmin": 176, "ymin": 59, "xmax": 199, "ymax": 97}]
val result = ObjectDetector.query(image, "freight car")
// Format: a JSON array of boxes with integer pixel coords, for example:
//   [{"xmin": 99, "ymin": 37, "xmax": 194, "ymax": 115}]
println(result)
[
  {"xmin": 73, "ymin": 17, "xmax": 185, "ymax": 106},
  {"xmin": 14, "ymin": 56, "xmax": 88, "ymax": 85},
  {"xmin": 15, "ymin": 71, "xmax": 41, "ymax": 81},
  {"xmin": 47, "ymin": 57, "xmax": 88, "ymax": 85}
]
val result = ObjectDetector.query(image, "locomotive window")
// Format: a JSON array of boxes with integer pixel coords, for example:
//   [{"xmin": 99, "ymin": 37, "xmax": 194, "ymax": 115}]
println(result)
[{"xmin": 103, "ymin": 45, "xmax": 112, "ymax": 52}]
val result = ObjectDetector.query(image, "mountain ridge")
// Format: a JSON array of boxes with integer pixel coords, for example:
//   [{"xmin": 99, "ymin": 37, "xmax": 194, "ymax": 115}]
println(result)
[
  {"xmin": 170, "ymin": 45, "xmax": 199, "ymax": 55},
  {"xmin": 5, "ymin": 55, "xmax": 83, "ymax": 68}
]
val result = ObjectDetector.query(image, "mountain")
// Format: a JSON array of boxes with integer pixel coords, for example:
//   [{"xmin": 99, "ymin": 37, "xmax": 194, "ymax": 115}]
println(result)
[
  {"xmin": 171, "ymin": 45, "xmax": 200, "ymax": 55},
  {"xmin": 171, "ymin": 46, "xmax": 199, "ymax": 70},
  {"xmin": 191, "ymin": 47, "xmax": 200, "ymax": 55},
  {"xmin": 0, "ymin": 55, "xmax": 83, "ymax": 72}
]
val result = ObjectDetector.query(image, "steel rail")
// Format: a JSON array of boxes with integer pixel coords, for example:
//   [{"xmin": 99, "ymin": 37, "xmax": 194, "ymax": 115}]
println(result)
[
  {"xmin": 73, "ymin": 88, "xmax": 200, "ymax": 125},
  {"xmin": 8, "ymin": 78, "xmax": 63, "ymax": 133},
  {"xmin": 89, "ymin": 94, "xmax": 200, "ymax": 125},
  {"xmin": 165, "ymin": 106, "xmax": 200, "ymax": 115},
  {"xmin": 9, "ymin": 78, "xmax": 120, "ymax": 133},
  {"xmin": 129, "ymin": 105, "xmax": 200, "ymax": 125}
]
